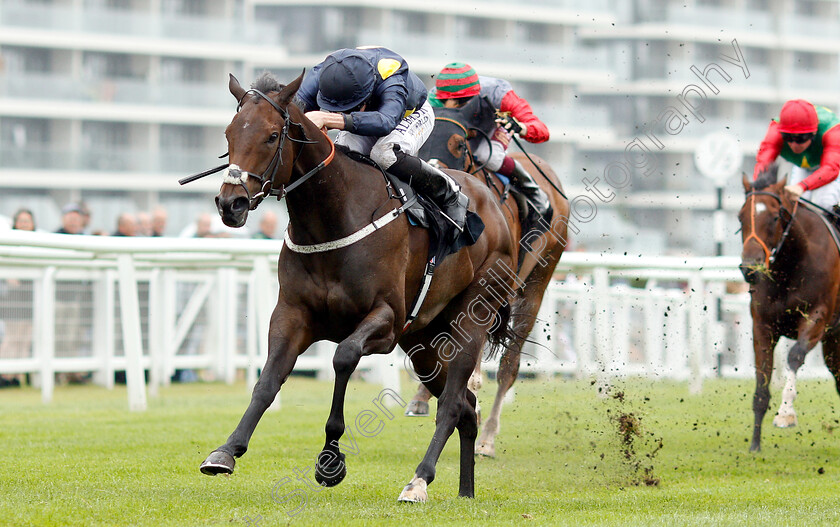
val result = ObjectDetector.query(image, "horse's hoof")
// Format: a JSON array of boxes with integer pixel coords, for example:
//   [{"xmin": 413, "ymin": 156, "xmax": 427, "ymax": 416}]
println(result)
[
  {"xmin": 315, "ymin": 451, "xmax": 346, "ymax": 487},
  {"xmin": 397, "ymin": 476, "xmax": 428, "ymax": 503},
  {"xmin": 475, "ymin": 441, "xmax": 495, "ymax": 458},
  {"xmin": 200, "ymin": 450, "xmax": 235, "ymax": 476},
  {"xmin": 773, "ymin": 413, "xmax": 798, "ymax": 428},
  {"xmin": 404, "ymin": 400, "xmax": 429, "ymax": 417}
]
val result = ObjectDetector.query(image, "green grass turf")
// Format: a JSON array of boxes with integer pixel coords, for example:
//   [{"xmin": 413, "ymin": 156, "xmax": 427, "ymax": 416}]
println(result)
[{"xmin": 2, "ymin": 374, "xmax": 840, "ymax": 526}]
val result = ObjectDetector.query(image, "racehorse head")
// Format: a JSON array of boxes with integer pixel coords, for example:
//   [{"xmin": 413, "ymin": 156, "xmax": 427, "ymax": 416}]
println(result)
[
  {"xmin": 738, "ymin": 164, "xmax": 793, "ymax": 284},
  {"xmin": 420, "ymin": 95, "xmax": 496, "ymax": 172},
  {"xmin": 215, "ymin": 73, "xmax": 305, "ymax": 228}
]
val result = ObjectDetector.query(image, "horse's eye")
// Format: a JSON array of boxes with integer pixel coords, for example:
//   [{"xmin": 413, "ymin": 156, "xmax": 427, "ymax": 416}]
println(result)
[{"xmin": 268, "ymin": 132, "xmax": 279, "ymax": 144}]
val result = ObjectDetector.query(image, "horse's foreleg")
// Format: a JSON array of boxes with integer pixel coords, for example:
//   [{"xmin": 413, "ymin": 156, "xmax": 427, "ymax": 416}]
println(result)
[
  {"xmin": 750, "ymin": 321, "xmax": 779, "ymax": 453},
  {"xmin": 201, "ymin": 306, "xmax": 312, "ymax": 475},
  {"xmin": 773, "ymin": 316, "xmax": 825, "ymax": 429},
  {"xmin": 476, "ymin": 343, "xmax": 521, "ymax": 458},
  {"xmin": 315, "ymin": 304, "xmax": 396, "ymax": 487}
]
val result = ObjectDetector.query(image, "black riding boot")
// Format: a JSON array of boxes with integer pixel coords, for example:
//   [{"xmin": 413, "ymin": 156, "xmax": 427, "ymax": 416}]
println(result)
[
  {"xmin": 388, "ymin": 149, "xmax": 468, "ymax": 233},
  {"xmin": 415, "ymin": 160, "xmax": 469, "ymax": 232},
  {"xmin": 832, "ymin": 204, "xmax": 840, "ymax": 231},
  {"xmin": 510, "ymin": 159, "xmax": 552, "ymax": 234}
]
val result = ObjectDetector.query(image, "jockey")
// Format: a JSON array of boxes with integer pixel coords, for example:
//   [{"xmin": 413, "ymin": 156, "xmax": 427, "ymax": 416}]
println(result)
[
  {"xmin": 754, "ymin": 99, "xmax": 840, "ymax": 210},
  {"xmin": 294, "ymin": 47, "xmax": 469, "ymax": 234},
  {"xmin": 429, "ymin": 63, "xmax": 553, "ymax": 235}
]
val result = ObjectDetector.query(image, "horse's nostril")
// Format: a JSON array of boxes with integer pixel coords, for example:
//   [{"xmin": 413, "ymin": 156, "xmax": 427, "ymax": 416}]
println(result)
[{"xmin": 232, "ymin": 196, "xmax": 249, "ymax": 214}]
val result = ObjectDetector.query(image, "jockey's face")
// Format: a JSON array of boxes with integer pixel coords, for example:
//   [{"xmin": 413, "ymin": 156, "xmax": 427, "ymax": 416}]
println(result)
[{"xmin": 787, "ymin": 138, "xmax": 811, "ymax": 154}]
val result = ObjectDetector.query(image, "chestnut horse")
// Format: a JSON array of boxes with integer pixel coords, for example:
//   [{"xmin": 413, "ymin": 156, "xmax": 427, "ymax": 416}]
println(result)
[
  {"xmin": 200, "ymin": 72, "xmax": 519, "ymax": 502},
  {"xmin": 738, "ymin": 167, "xmax": 840, "ymax": 452},
  {"xmin": 409, "ymin": 95, "xmax": 570, "ymax": 457}
]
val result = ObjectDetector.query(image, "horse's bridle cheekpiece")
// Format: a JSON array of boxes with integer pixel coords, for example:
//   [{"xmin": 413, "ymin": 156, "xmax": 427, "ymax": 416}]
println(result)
[
  {"xmin": 179, "ymin": 88, "xmax": 333, "ymax": 210},
  {"xmin": 743, "ymin": 190, "xmax": 798, "ymax": 267}
]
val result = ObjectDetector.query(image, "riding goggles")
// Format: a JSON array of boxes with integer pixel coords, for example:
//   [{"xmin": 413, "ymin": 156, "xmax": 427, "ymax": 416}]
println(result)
[{"xmin": 781, "ymin": 132, "xmax": 815, "ymax": 144}]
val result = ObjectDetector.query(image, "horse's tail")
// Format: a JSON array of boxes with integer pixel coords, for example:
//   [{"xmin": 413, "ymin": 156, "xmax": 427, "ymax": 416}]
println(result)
[{"xmin": 486, "ymin": 297, "xmax": 524, "ymax": 360}]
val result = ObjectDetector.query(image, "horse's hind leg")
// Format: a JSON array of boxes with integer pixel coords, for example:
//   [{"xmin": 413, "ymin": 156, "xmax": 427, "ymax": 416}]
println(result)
[
  {"xmin": 821, "ymin": 331, "xmax": 840, "ymax": 397},
  {"xmin": 315, "ymin": 304, "xmax": 396, "ymax": 487},
  {"xmin": 201, "ymin": 305, "xmax": 312, "ymax": 475},
  {"xmin": 750, "ymin": 320, "xmax": 779, "ymax": 452},
  {"xmin": 405, "ymin": 383, "xmax": 432, "ymax": 417},
  {"xmin": 475, "ymin": 343, "xmax": 520, "ymax": 458},
  {"xmin": 773, "ymin": 317, "xmax": 826, "ymax": 429},
  {"xmin": 399, "ymin": 300, "xmax": 497, "ymax": 502},
  {"xmin": 405, "ymin": 359, "xmax": 482, "ymax": 418}
]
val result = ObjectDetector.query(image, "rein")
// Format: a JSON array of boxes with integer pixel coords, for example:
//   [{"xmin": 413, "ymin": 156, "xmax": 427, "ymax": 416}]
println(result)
[
  {"xmin": 179, "ymin": 88, "xmax": 334, "ymax": 210},
  {"xmin": 743, "ymin": 190, "xmax": 798, "ymax": 267}
]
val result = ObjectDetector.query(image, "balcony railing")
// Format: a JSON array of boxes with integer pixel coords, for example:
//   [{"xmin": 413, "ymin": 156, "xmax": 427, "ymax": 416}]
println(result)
[
  {"xmin": 0, "ymin": 1, "xmax": 280, "ymax": 46},
  {"xmin": 0, "ymin": 144, "xmax": 222, "ymax": 174},
  {"xmin": 0, "ymin": 73, "xmax": 232, "ymax": 109},
  {"xmin": 358, "ymin": 31, "xmax": 612, "ymax": 72}
]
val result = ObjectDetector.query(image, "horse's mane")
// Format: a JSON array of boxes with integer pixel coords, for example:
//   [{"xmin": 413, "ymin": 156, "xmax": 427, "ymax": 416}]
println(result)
[
  {"xmin": 751, "ymin": 164, "xmax": 780, "ymax": 191},
  {"xmin": 251, "ymin": 71, "xmax": 285, "ymax": 94}
]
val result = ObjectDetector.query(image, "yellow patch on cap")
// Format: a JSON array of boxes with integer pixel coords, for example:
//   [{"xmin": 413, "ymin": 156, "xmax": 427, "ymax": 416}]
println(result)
[{"xmin": 377, "ymin": 58, "xmax": 401, "ymax": 80}]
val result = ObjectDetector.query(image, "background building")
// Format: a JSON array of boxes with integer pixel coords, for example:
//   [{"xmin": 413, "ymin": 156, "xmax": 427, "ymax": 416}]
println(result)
[{"xmin": 1, "ymin": 0, "xmax": 837, "ymax": 252}]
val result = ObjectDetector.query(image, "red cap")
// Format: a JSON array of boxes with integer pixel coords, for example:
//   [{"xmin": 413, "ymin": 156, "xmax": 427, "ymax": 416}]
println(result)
[{"xmin": 778, "ymin": 99, "xmax": 818, "ymax": 134}]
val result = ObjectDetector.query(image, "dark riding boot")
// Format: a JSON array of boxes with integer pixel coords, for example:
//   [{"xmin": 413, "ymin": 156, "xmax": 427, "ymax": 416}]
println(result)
[
  {"xmin": 832, "ymin": 204, "xmax": 840, "ymax": 231},
  {"xmin": 415, "ymin": 160, "xmax": 469, "ymax": 233},
  {"xmin": 388, "ymin": 147, "xmax": 469, "ymax": 233},
  {"xmin": 510, "ymin": 159, "xmax": 552, "ymax": 235}
]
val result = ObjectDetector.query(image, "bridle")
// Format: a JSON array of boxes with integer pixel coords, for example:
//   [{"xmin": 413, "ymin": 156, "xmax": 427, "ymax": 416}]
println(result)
[
  {"xmin": 180, "ymin": 88, "xmax": 335, "ymax": 210},
  {"xmin": 431, "ymin": 116, "xmax": 491, "ymax": 175},
  {"xmin": 742, "ymin": 190, "xmax": 798, "ymax": 267}
]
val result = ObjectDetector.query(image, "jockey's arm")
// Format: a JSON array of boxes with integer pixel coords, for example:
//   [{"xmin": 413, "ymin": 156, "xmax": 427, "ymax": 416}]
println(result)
[
  {"xmin": 340, "ymin": 84, "xmax": 409, "ymax": 137},
  {"xmin": 754, "ymin": 121, "xmax": 783, "ymax": 179},
  {"xmin": 798, "ymin": 125, "xmax": 840, "ymax": 191},
  {"xmin": 304, "ymin": 111, "xmax": 347, "ymax": 131},
  {"xmin": 499, "ymin": 90, "xmax": 550, "ymax": 143}
]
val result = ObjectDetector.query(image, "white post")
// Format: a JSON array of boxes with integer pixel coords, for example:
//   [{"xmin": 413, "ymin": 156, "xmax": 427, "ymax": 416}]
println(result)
[
  {"xmin": 246, "ymin": 265, "xmax": 259, "ymax": 388},
  {"xmin": 117, "ymin": 255, "xmax": 147, "ymax": 411},
  {"xmin": 147, "ymin": 268, "xmax": 162, "ymax": 397},
  {"xmin": 593, "ymin": 267, "xmax": 611, "ymax": 395},
  {"xmin": 92, "ymin": 269, "xmax": 116, "ymax": 388},
  {"xmin": 688, "ymin": 272, "xmax": 705, "ymax": 394},
  {"xmin": 160, "ymin": 270, "xmax": 177, "ymax": 386},
  {"xmin": 34, "ymin": 267, "xmax": 56, "ymax": 404},
  {"xmin": 254, "ymin": 256, "xmax": 280, "ymax": 410}
]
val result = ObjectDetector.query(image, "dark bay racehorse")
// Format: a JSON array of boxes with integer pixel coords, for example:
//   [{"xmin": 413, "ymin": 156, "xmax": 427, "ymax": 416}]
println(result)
[
  {"xmin": 409, "ymin": 95, "xmax": 571, "ymax": 457},
  {"xmin": 200, "ymin": 72, "xmax": 519, "ymax": 502},
  {"xmin": 739, "ymin": 167, "xmax": 840, "ymax": 452}
]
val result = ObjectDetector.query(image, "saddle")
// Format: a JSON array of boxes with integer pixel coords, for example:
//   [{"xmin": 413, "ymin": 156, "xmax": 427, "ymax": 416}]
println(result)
[{"xmin": 341, "ymin": 148, "xmax": 483, "ymax": 262}]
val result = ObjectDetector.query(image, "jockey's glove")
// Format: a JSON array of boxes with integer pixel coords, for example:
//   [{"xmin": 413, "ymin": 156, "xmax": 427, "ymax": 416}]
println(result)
[{"xmin": 497, "ymin": 115, "xmax": 525, "ymax": 137}]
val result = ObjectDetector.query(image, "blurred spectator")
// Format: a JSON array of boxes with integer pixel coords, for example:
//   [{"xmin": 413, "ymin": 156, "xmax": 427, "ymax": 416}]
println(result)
[
  {"xmin": 253, "ymin": 211, "xmax": 278, "ymax": 239},
  {"xmin": 55, "ymin": 203, "xmax": 84, "ymax": 234},
  {"xmin": 12, "ymin": 208, "xmax": 35, "ymax": 231},
  {"xmin": 136, "ymin": 211, "xmax": 152, "ymax": 236},
  {"xmin": 195, "ymin": 213, "xmax": 214, "ymax": 238},
  {"xmin": 0, "ymin": 208, "xmax": 37, "ymax": 387},
  {"xmin": 112, "ymin": 213, "xmax": 137, "ymax": 237},
  {"xmin": 79, "ymin": 202, "xmax": 92, "ymax": 234},
  {"xmin": 151, "ymin": 206, "xmax": 167, "ymax": 237}
]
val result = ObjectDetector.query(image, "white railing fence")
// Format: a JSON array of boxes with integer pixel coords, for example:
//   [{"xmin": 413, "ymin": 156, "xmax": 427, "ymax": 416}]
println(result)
[{"xmin": 0, "ymin": 231, "xmax": 824, "ymax": 409}]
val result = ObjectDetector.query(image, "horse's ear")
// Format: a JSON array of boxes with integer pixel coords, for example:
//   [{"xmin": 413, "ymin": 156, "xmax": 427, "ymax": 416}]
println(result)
[
  {"xmin": 229, "ymin": 74, "xmax": 246, "ymax": 102},
  {"xmin": 278, "ymin": 70, "xmax": 305, "ymax": 105},
  {"xmin": 742, "ymin": 172, "xmax": 752, "ymax": 193}
]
